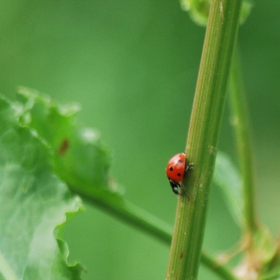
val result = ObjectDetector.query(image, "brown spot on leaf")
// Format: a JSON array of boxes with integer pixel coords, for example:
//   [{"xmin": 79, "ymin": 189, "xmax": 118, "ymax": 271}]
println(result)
[{"xmin": 59, "ymin": 138, "xmax": 70, "ymax": 155}]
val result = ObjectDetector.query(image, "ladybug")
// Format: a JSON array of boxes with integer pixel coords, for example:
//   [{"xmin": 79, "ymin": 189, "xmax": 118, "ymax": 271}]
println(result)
[{"xmin": 166, "ymin": 153, "xmax": 193, "ymax": 195}]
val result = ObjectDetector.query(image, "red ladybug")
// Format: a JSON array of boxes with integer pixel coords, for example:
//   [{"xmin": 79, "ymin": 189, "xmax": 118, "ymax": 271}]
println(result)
[{"xmin": 166, "ymin": 153, "xmax": 193, "ymax": 195}]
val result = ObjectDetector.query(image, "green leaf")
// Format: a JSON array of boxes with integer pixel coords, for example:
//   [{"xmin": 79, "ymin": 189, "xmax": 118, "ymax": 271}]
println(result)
[
  {"xmin": 213, "ymin": 151, "xmax": 244, "ymax": 227},
  {"xmin": 180, "ymin": 0, "xmax": 253, "ymax": 26},
  {"xmin": 180, "ymin": 0, "xmax": 210, "ymax": 26},
  {"xmin": 12, "ymin": 88, "xmax": 175, "ymax": 252},
  {"xmin": 15, "ymin": 87, "xmax": 122, "ymax": 197},
  {"xmin": 0, "ymin": 95, "xmax": 83, "ymax": 280}
]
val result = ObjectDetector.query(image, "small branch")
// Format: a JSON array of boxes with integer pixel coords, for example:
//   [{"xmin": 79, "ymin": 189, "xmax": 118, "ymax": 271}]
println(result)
[
  {"xmin": 201, "ymin": 251, "xmax": 238, "ymax": 280},
  {"xmin": 229, "ymin": 46, "xmax": 258, "ymax": 236},
  {"xmin": 70, "ymin": 185, "xmax": 235, "ymax": 280},
  {"xmin": 70, "ymin": 186, "xmax": 173, "ymax": 244}
]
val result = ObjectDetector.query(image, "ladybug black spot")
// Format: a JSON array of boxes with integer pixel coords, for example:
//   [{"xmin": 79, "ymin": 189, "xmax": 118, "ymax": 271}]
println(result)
[
  {"xmin": 169, "ymin": 167, "xmax": 174, "ymax": 171},
  {"xmin": 178, "ymin": 159, "xmax": 182, "ymax": 163},
  {"xmin": 177, "ymin": 173, "xmax": 181, "ymax": 177}
]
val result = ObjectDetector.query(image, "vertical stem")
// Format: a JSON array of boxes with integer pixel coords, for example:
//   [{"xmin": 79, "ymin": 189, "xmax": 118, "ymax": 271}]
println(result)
[
  {"xmin": 229, "ymin": 47, "xmax": 258, "ymax": 236},
  {"xmin": 166, "ymin": 0, "xmax": 242, "ymax": 279}
]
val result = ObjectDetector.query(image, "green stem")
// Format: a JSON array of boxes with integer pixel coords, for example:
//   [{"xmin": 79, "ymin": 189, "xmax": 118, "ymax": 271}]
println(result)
[
  {"xmin": 80, "ymin": 191, "xmax": 173, "ymax": 244},
  {"xmin": 166, "ymin": 0, "xmax": 242, "ymax": 279},
  {"xmin": 71, "ymin": 186, "xmax": 236, "ymax": 280},
  {"xmin": 229, "ymin": 46, "xmax": 257, "ymax": 235}
]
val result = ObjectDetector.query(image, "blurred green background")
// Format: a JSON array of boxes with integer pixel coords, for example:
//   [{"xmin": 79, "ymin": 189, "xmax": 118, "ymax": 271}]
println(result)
[{"xmin": 1, "ymin": 1, "xmax": 279, "ymax": 279}]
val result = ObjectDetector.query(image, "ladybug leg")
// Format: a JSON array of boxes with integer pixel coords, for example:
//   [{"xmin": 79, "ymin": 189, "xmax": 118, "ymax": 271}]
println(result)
[
  {"xmin": 180, "ymin": 182, "xmax": 190, "ymax": 199},
  {"xmin": 170, "ymin": 180, "xmax": 189, "ymax": 198},
  {"xmin": 169, "ymin": 181, "xmax": 180, "ymax": 195},
  {"xmin": 185, "ymin": 162, "xmax": 194, "ymax": 173},
  {"xmin": 180, "ymin": 163, "xmax": 194, "ymax": 199}
]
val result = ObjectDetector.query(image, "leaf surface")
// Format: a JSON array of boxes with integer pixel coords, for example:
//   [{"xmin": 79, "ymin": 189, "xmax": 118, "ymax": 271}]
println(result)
[
  {"xmin": 180, "ymin": 0, "xmax": 253, "ymax": 26},
  {"xmin": 213, "ymin": 151, "xmax": 244, "ymax": 227},
  {"xmin": 0, "ymin": 96, "xmax": 83, "ymax": 280},
  {"xmin": 16, "ymin": 87, "xmax": 123, "ymax": 216}
]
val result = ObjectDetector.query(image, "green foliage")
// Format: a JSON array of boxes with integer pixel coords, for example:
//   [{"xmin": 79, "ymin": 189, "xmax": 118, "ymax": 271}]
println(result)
[
  {"xmin": 14, "ymin": 87, "xmax": 127, "ymax": 221},
  {"xmin": 1, "ymin": 83, "xmax": 279, "ymax": 279},
  {"xmin": 13, "ymin": 87, "xmax": 173, "ymax": 246},
  {"xmin": 180, "ymin": 0, "xmax": 253, "ymax": 26},
  {"xmin": 1, "ymin": 1, "xmax": 280, "ymax": 279},
  {"xmin": 0, "ymin": 96, "xmax": 83, "ymax": 279},
  {"xmin": 16, "ymin": 87, "xmax": 114, "ymax": 192}
]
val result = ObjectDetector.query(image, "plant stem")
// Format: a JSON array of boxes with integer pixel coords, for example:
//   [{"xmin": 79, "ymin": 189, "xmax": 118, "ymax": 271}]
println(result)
[
  {"xmin": 83, "ymin": 191, "xmax": 173, "ymax": 244},
  {"xmin": 229, "ymin": 46, "xmax": 257, "ymax": 235},
  {"xmin": 166, "ymin": 0, "xmax": 242, "ymax": 279}
]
